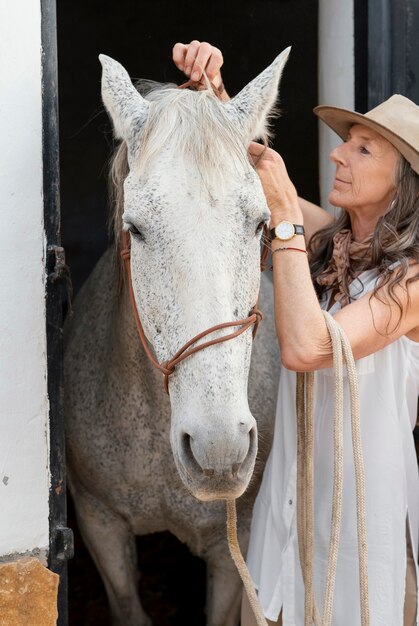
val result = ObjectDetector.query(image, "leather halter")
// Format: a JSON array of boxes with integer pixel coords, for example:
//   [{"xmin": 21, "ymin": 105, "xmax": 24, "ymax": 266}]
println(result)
[
  {"xmin": 121, "ymin": 229, "xmax": 269, "ymax": 394},
  {"xmin": 120, "ymin": 79, "xmax": 271, "ymax": 394},
  {"xmin": 177, "ymin": 77, "xmax": 227, "ymax": 99}
]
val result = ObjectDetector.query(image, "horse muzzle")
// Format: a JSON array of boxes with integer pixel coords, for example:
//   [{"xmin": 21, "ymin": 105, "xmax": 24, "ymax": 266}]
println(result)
[{"xmin": 173, "ymin": 417, "xmax": 258, "ymax": 501}]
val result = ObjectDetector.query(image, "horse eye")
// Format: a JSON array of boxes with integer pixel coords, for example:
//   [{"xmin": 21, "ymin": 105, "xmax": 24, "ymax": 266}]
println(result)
[
  {"xmin": 256, "ymin": 221, "xmax": 265, "ymax": 235},
  {"xmin": 126, "ymin": 223, "xmax": 144, "ymax": 240}
]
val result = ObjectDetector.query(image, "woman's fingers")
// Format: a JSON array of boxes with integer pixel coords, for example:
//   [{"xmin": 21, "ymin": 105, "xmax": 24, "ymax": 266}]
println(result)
[
  {"xmin": 172, "ymin": 41, "xmax": 224, "ymax": 87},
  {"xmin": 189, "ymin": 41, "xmax": 213, "ymax": 81},
  {"xmin": 172, "ymin": 42, "xmax": 188, "ymax": 72},
  {"xmin": 247, "ymin": 142, "xmax": 299, "ymax": 216},
  {"xmin": 183, "ymin": 40, "xmax": 202, "ymax": 77},
  {"xmin": 248, "ymin": 142, "xmax": 282, "ymax": 165},
  {"xmin": 200, "ymin": 45, "xmax": 223, "ymax": 81},
  {"xmin": 248, "ymin": 141, "xmax": 267, "ymax": 163}
]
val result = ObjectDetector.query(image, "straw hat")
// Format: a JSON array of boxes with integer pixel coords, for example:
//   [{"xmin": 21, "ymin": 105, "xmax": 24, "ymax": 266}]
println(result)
[{"xmin": 314, "ymin": 94, "xmax": 419, "ymax": 175}]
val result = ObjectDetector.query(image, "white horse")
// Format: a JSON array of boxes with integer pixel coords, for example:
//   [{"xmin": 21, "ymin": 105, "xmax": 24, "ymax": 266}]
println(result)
[{"xmin": 64, "ymin": 48, "xmax": 289, "ymax": 626}]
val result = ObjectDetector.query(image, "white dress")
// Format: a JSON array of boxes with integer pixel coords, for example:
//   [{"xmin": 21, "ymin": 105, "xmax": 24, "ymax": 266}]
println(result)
[{"xmin": 247, "ymin": 269, "xmax": 419, "ymax": 626}]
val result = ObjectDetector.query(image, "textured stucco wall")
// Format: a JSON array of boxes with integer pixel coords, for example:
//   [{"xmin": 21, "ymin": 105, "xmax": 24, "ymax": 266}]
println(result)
[
  {"xmin": 318, "ymin": 0, "xmax": 355, "ymax": 211},
  {"xmin": 0, "ymin": 0, "xmax": 50, "ymax": 559}
]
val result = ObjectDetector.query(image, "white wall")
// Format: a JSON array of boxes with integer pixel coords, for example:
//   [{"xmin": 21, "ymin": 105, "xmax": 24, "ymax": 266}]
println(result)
[
  {"xmin": 0, "ymin": 1, "xmax": 50, "ymax": 559},
  {"xmin": 318, "ymin": 0, "xmax": 355, "ymax": 211}
]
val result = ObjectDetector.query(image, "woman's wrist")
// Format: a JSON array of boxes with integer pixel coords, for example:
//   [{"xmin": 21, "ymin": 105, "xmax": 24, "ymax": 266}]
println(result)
[
  {"xmin": 269, "ymin": 194, "xmax": 303, "ymax": 227},
  {"xmin": 271, "ymin": 235, "xmax": 306, "ymax": 251},
  {"xmin": 271, "ymin": 246, "xmax": 307, "ymax": 262}
]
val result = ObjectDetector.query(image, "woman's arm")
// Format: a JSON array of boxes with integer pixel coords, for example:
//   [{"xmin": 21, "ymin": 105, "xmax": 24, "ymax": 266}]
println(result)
[
  {"xmin": 252, "ymin": 144, "xmax": 419, "ymax": 371},
  {"xmin": 248, "ymin": 143, "xmax": 334, "ymax": 243}
]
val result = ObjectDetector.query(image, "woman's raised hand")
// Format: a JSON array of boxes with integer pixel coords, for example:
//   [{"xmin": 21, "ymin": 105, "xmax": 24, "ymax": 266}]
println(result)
[
  {"xmin": 172, "ymin": 40, "xmax": 224, "ymax": 91},
  {"xmin": 248, "ymin": 142, "xmax": 302, "ymax": 224}
]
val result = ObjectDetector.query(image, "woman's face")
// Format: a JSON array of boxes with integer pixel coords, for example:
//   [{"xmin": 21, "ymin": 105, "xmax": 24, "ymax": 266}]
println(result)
[{"xmin": 329, "ymin": 124, "xmax": 400, "ymax": 217}]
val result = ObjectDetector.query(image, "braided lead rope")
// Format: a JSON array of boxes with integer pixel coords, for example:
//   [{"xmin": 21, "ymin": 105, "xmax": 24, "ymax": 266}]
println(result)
[
  {"xmin": 297, "ymin": 372, "xmax": 322, "ymax": 626},
  {"xmin": 296, "ymin": 311, "xmax": 369, "ymax": 626},
  {"xmin": 333, "ymin": 319, "xmax": 370, "ymax": 626},
  {"xmin": 296, "ymin": 371, "xmax": 307, "ymax": 581},
  {"xmin": 321, "ymin": 312, "xmax": 345, "ymax": 626},
  {"xmin": 305, "ymin": 371, "xmax": 316, "ymax": 624},
  {"xmin": 226, "ymin": 500, "xmax": 268, "ymax": 626}
]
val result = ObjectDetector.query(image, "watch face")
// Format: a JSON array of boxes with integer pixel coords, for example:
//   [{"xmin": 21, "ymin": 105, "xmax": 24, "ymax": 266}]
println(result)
[{"xmin": 275, "ymin": 221, "xmax": 295, "ymax": 241}]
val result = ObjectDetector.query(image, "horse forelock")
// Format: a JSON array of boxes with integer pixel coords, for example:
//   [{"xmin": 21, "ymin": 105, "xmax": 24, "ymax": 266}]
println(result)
[
  {"xmin": 108, "ymin": 80, "xmax": 256, "ymax": 286},
  {"xmin": 135, "ymin": 81, "xmax": 249, "ymax": 180}
]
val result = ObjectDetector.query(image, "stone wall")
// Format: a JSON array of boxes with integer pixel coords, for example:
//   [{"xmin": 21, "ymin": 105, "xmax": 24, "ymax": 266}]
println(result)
[{"xmin": 0, "ymin": 559, "xmax": 58, "ymax": 626}]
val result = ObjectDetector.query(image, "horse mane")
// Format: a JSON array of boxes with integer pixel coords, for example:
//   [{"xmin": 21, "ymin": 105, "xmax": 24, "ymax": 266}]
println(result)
[{"xmin": 108, "ymin": 80, "xmax": 264, "ymax": 261}]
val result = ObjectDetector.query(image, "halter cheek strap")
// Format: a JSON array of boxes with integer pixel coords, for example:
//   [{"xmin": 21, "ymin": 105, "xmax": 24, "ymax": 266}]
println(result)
[{"xmin": 121, "ymin": 230, "xmax": 266, "ymax": 394}]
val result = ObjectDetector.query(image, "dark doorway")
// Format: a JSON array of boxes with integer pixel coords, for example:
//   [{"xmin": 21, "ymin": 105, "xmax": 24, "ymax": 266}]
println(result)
[
  {"xmin": 58, "ymin": 0, "xmax": 319, "ymax": 295},
  {"xmin": 57, "ymin": 1, "xmax": 319, "ymax": 623}
]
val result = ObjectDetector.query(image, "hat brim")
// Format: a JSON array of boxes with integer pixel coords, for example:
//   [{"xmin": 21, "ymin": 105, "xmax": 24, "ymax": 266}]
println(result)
[{"xmin": 313, "ymin": 104, "xmax": 419, "ymax": 175}]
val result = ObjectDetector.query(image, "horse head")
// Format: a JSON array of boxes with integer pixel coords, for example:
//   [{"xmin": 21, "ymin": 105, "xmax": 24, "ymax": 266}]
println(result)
[{"xmin": 100, "ymin": 49, "xmax": 289, "ymax": 501}]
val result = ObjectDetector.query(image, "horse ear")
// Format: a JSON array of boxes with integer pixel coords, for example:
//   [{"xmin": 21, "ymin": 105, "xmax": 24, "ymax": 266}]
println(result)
[
  {"xmin": 225, "ymin": 47, "xmax": 291, "ymax": 141},
  {"xmin": 99, "ymin": 54, "xmax": 149, "ymax": 143}
]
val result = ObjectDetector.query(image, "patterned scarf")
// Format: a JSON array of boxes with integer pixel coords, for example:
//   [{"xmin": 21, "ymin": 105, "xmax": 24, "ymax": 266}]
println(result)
[{"xmin": 316, "ymin": 229, "xmax": 373, "ymax": 306}]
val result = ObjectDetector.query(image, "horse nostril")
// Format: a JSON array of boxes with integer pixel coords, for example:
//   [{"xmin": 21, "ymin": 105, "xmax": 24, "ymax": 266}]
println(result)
[
  {"xmin": 182, "ymin": 432, "xmax": 197, "ymax": 466},
  {"xmin": 182, "ymin": 434, "xmax": 217, "ymax": 477}
]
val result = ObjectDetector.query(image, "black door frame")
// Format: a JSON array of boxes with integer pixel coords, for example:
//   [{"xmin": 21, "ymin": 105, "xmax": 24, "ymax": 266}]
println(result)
[{"xmin": 42, "ymin": 1, "xmax": 73, "ymax": 624}]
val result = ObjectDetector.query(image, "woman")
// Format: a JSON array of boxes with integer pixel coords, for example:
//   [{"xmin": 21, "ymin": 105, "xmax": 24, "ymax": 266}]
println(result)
[
  {"xmin": 173, "ymin": 42, "xmax": 419, "ymax": 625},
  {"xmin": 244, "ymin": 100, "xmax": 419, "ymax": 626}
]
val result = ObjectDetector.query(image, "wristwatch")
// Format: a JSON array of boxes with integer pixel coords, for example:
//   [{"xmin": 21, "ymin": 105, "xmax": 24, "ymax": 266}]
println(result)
[{"xmin": 270, "ymin": 220, "xmax": 305, "ymax": 242}]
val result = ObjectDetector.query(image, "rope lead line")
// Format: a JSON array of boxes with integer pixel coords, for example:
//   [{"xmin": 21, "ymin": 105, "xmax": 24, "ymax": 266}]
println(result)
[
  {"xmin": 320, "ymin": 313, "xmax": 345, "ymax": 626},
  {"xmin": 296, "ymin": 311, "xmax": 370, "ymax": 626},
  {"xmin": 226, "ymin": 499, "xmax": 268, "ymax": 626},
  {"xmin": 226, "ymin": 311, "xmax": 369, "ymax": 626},
  {"xmin": 337, "ymin": 320, "xmax": 370, "ymax": 626}
]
